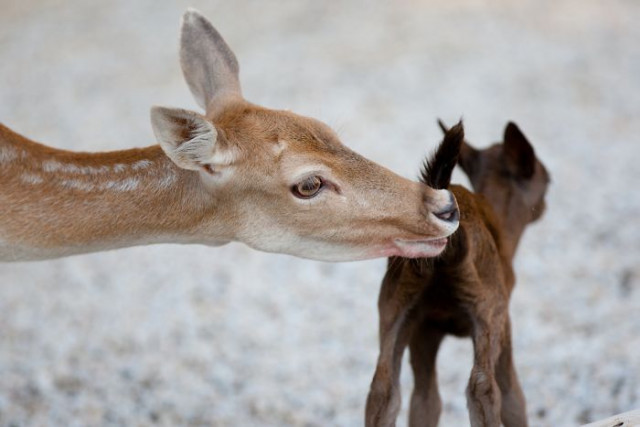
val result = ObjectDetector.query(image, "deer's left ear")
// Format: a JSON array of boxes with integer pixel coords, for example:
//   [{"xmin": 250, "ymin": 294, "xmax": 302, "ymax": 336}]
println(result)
[
  {"xmin": 458, "ymin": 141, "xmax": 480, "ymax": 181},
  {"xmin": 150, "ymin": 106, "xmax": 236, "ymax": 172},
  {"xmin": 180, "ymin": 9, "xmax": 242, "ymax": 114},
  {"xmin": 503, "ymin": 122, "xmax": 535, "ymax": 179}
]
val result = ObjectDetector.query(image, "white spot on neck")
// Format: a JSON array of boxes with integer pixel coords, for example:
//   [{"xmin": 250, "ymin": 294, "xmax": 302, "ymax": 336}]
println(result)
[
  {"xmin": 20, "ymin": 173, "xmax": 44, "ymax": 185},
  {"xmin": 42, "ymin": 160, "xmax": 118, "ymax": 175},
  {"xmin": 99, "ymin": 178, "xmax": 140, "ymax": 192},
  {"xmin": 23, "ymin": 156, "xmax": 159, "ymax": 192},
  {"xmin": 158, "ymin": 171, "xmax": 177, "ymax": 189},
  {"xmin": 0, "ymin": 146, "xmax": 18, "ymax": 164},
  {"xmin": 53, "ymin": 178, "xmax": 141, "ymax": 192},
  {"xmin": 113, "ymin": 163, "xmax": 126, "ymax": 173},
  {"xmin": 60, "ymin": 179, "xmax": 96, "ymax": 191},
  {"xmin": 42, "ymin": 160, "xmax": 69, "ymax": 173},
  {"xmin": 132, "ymin": 160, "xmax": 152, "ymax": 171}
]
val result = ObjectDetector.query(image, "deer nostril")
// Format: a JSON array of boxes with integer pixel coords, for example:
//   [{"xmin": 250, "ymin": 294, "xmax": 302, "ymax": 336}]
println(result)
[
  {"xmin": 434, "ymin": 192, "xmax": 459, "ymax": 223},
  {"xmin": 435, "ymin": 204, "xmax": 459, "ymax": 222}
]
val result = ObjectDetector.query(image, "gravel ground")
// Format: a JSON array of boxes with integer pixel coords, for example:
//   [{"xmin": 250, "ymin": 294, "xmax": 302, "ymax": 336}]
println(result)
[{"xmin": 1, "ymin": 1, "xmax": 639, "ymax": 426}]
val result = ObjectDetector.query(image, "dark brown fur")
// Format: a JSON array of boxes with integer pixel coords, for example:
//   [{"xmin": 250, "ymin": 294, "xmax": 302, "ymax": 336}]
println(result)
[{"xmin": 365, "ymin": 121, "xmax": 550, "ymax": 427}]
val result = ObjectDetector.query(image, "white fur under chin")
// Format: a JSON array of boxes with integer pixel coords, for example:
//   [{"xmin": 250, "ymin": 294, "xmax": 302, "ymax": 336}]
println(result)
[{"xmin": 393, "ymin": 238, "xmax": 448, "ymax": 258}]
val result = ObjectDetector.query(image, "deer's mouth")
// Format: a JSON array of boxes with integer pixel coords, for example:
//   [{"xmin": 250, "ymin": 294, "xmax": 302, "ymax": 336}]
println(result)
[{"xmin": 392, "ymin": 237, "xmax": 448, "ymax": 258}]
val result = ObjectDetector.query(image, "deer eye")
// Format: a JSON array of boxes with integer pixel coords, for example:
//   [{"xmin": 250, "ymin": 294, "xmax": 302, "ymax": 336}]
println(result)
[{"xmin": 292, "ymin": 176, "xmax": 324, "ymax": 199}]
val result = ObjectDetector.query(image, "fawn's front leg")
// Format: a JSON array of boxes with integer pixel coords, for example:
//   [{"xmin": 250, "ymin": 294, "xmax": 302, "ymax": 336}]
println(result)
[
  {"xmin": 366, "ymin": 260, "xmax": 424, "ymax": 427},
  {"xmin": 495, "ymin": 317, "xmax": 528, "ymax": 427},
  {"xmin": 466, "ymin": 304, "xmax": 507, "ymax": 427},
  {"xmin": 408, "ymin": 321, "xmax": 445, "ymax": 427}
]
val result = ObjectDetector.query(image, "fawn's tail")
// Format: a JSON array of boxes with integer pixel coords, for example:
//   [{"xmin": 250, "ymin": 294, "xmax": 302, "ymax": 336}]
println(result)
[{"xmin": 420, "ymin": 120, "xmax": 464, "ymax": 190}]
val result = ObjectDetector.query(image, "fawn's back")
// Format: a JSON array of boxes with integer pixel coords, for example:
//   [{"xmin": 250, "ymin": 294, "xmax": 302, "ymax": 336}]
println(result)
[{"xmin": 393, "ymin": 184, "xmax": 506, "ymax": 336}]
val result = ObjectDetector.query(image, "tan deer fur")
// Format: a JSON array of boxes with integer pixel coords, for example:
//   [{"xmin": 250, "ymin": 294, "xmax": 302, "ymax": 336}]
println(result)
[{"xmin": 0, "ymin": 10, "xmax": 459, "ymax": 262}]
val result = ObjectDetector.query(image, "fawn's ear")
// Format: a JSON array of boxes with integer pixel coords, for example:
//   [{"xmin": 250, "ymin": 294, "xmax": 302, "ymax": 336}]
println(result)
[
  {"xmin": 458, "ymin": 141, "xmax": 480, "ymax": 180},
  {"xmin": 150, "ymin": 106, "xmax": 236, "ymax": 172},
  {"xmin": 503, "ymin": 122, "xmax": 535, "ymax": 179},
  {"xmin": 180, "ymin": 9, "xmax": 242, "ymax": 113}
]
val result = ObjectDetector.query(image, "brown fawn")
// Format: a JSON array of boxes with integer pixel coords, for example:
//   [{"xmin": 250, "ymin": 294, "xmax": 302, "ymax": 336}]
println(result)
[
  {"xmin": 365, "ymin": 120, "xmax": 550, "ymax": 427},
  {"xmin": 0, "ymin": 9, "xmax": 458, "ymax": 262}
]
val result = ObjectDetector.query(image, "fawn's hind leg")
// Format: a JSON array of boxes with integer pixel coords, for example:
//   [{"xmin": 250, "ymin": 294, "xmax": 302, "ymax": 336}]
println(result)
[
  {"xmin": 495, "ymin": 317, "xmax": 528, "ymax": 427},
  {"xmin": 466, "ymin": 305, "xmax": 507, "ymax": 427},
  {"xmin": 366, "ymin": 261, "xmax": 424, "ymax": 427},
  {"xmin": 366, "ymin": 322, "xmax": 411, "ymax": 427},
  {"xmin": 407, "ymin": 322, "xmax": 445, "ymax": 427}
]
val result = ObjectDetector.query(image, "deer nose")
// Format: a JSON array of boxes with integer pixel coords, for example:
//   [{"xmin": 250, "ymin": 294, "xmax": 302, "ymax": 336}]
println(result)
[{"xmin": 434, "ymin": 191, "xmax": 459, "ymax": 223}]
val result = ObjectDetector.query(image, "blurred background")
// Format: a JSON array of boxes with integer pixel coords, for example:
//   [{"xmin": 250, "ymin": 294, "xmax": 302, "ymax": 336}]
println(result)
[{"xmin": 1, "ymin": 0, "xmax": 639, "ymax": 425}]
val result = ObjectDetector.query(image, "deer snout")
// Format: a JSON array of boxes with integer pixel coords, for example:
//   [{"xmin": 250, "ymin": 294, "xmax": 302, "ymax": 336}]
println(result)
[
  {"xmin": 434, "ymin": 191, "xmax": 459, "ymax": 223},
  {"xmin": 424, "ymin": 189, "xmax": 459, "ymax": 237}
]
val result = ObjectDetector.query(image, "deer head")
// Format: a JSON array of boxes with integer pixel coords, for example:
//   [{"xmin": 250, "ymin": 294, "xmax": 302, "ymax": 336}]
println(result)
[
  {"xmin": 438, "ymin": 119, "xmax": 550, "ymax": 254},
  {"xmin": 149, "ymin": 10, "xmax": 459, "ymax": 261}
]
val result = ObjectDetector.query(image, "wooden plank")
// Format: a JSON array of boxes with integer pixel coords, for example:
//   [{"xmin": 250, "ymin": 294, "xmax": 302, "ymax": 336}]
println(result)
[{"xmin": 582, "ymin": 409, "xmax": 640, "ymax": 427}]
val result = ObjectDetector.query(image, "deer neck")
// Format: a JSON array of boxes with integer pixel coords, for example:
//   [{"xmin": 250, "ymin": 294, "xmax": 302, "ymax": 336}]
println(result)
[
  {"xmin": 0, "ymin": 132, "xmax": 225, "ymax": 261},
  {"xmin": 472, "ymin": 193, "xmax": 523, "ymax": 266},
  {"xmin": 498, "ymin": 215, "xmax": 530, "ymax": 262}
]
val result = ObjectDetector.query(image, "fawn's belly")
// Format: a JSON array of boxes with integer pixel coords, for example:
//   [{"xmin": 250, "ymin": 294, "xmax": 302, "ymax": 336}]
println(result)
[{"xmin": 418, "ymin": 286, "xmax": 474, "ymax": 337}]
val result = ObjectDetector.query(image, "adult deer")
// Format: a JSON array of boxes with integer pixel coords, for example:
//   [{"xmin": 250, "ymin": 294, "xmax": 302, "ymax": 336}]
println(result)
[
  {"xmin": 0, "ymin": 10, "xmax": 458, "ymax": 262},
  {"xmin": 365, "ymin": 121, "xmax": 550, "ymax": 427}
]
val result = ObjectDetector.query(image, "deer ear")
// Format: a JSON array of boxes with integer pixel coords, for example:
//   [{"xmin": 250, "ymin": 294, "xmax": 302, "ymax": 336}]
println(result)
[
  {"xmin": 458, "ymin": 141, "xmax": 480, "ymax": 180},
  {"xmin": 180, "ymin": 9, "xmax": 242, "ymax": 113},
  {"xmin": 150, "ymin": 106, "xmax": 235, "ymax": 172},
  {"xmin": 503, "ymin": 122, "xmax": 535, "ymax": 179}
]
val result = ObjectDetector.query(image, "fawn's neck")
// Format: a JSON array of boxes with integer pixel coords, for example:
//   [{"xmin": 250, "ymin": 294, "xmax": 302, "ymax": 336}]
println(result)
[
  {"xmin": 495, "ymin": 213, "xmax": 528, "ymax": 262},
  {"xmin": 480, "ymin": 197, "xmax": 528, "ymax": 286},
  {"xmin": 0, "ymin": 126, "xmax": 222, "ymax": 261}
]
